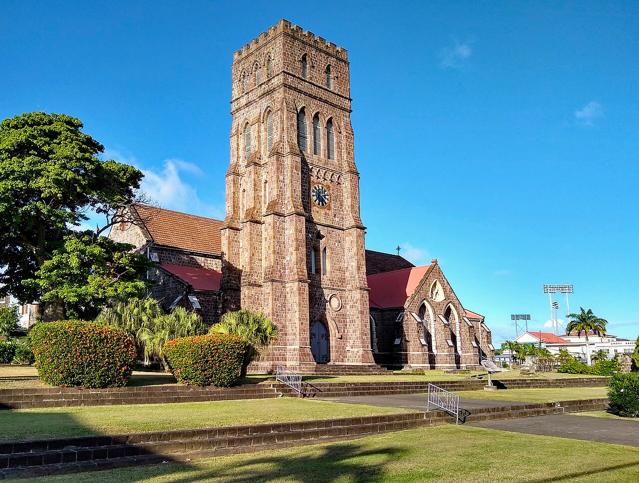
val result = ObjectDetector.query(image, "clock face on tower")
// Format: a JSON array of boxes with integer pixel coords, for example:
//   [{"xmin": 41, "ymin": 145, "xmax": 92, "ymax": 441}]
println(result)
[{"xmin": 311, "ymin": 184, "xmax": 330, "ymax": 207}]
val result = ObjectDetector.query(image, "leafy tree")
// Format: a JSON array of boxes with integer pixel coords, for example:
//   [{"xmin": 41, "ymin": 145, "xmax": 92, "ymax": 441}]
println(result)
[
  {"xmin": 566, "ymin": 307, "xmax": 608, "ymax": 366},
  {"xmin": 210, "ymin": 310, "xmax": 278, "ymax": 377},
  {"xmin": 592, "ymin": 349, "xmax": 608, "ymax": 363},
  {"xmin": 632, "ymin": 337, "xmax": 639, "ymax": 371},
  {"xmin": 0, "ymin": 306, "xmax": 19, "ymax": 337},
  {"xmin": 0, "ymin": 112, "xmax": 143, "ymax": 306},
  {"xmin": 96, "ymin": 298, "xmax": 206, "ymax": 369},
  {"xmin": 24, "ymin": 234, "xmax": 151, "ymax": 320}
]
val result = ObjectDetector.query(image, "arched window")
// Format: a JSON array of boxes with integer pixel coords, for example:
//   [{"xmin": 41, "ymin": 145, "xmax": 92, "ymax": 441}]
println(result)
[
  {"xmin": 241, "ymin": 71, "xmax": 247, "ymax": 93},
  {"xmin": 301, "ymin": 54, "xmax": 308, "ymax": 79},
  {"xmin": 370, "ymin": 315, "xmax": 378, "ymax": 353},
  {"xmin": 255, "ymin": 63, "xmax": 261, "ymax": 85},
  {"xmin": 266, "ymin": 56, "xmax": 273, "ymax": 78},
  {"xmin": 311, "ymin": 246, "xmax": 319, "ymax": 274},
  {"xmin": 321, "ymin": 247, "xmax": 328, "ymax": 274},
  {"xmin": 326, "ymin": 119, "xmax": 334, "ymax": 160},
  {"xmin": 325, "ymin": 65, "xmax": 332, "ymax": 88},
  {"xmin": 243, "ymin": 123, "xmax": 251, "ymax": 160},
  {"xmin": 266, "ymin": 111, "xmax": 274, "ymax": 151},
  {"xmin": 263, "ymin": 179, "xmax": 268, "ymax": 209},
  {"xmin": 313, "ymin": 114, "xmax": 321, "ymax": 155},
  {"xmin": 297, "ymin": 109, "xmax": 307, "ymax": 152}
]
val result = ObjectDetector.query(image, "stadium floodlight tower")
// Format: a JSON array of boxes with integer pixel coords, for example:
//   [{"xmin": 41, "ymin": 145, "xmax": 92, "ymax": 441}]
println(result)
[
  {"xmin": 510, "ymin": 314, "xmax": 531, "ymax": 337},
  {"xmin": 543, "ymin": 284, "xmax": 574, "ymax": 335}
]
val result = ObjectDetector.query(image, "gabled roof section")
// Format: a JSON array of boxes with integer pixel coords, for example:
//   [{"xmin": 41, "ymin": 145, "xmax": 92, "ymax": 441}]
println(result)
[
  {"xmin": 527, "ymin": 332, "xmax": 567, "ymax": 344},
  {"xmin": 132, "ymin": 204, "xmax": 223, "ymax": 255},
  {"xmin": 365, "ymin": 249, "xmax": 414, "ymax": 276},
  {"xmin": 160, "ymin": 263, "xmax": 221, "ymax": 291},
  {"xmin": 464, "ymin": 309, "xmax": 484, "ymax": 321},
  {"xmin": 367, "ymin": 265, "xmax": 432, "ymax": 309}
]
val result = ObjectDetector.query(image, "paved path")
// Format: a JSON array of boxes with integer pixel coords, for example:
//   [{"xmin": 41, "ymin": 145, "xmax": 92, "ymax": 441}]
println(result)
[
  {"xmin": 321, "ymin": 393, "xmax": 526, "ymax": 411},
  {"xmin": 472, "ymin": 414, "xmax": 639, "ymax": 447}
]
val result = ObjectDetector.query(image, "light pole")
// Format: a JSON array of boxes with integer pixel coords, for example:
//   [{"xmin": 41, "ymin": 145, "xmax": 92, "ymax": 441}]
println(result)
[
  {"xmin": 510, "ymin": 314, "xmax": 531, "ymax": 337},
  {"xmin": 543, "ymin": 285, "xmax": 574, "ymax": 335}
]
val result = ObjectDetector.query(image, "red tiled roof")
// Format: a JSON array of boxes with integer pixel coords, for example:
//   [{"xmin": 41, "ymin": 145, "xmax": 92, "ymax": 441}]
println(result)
[
  {"xmin": 365, "ymin": 250, "xmax": 414, "ymax": 275},
  {"xmin": 464, "ymin": 309, "xmax": 484, "ymax": 320},
  {"xmin": 133, "ymin": 204, "xmax": 223, "ymax": 255},
  {"xmin": 367, "ymin": 265, "xmax": 432, "ymax": 309},
  {"xmin": 527, "ymin": 332, "xmax": 567, "ymax": 344},
  {"xmin": 160, "ymin": 263, "xmax": 221, "ymax": 291}
]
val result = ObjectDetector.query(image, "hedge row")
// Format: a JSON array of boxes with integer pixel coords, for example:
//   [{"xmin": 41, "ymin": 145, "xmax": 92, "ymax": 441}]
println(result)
[
  {"xmin": 608, "ymin": 373, "xmax": 639, "ymax": 417},
  {"xmin": 164, "ymin": 334, "xmax": 247, "ymax": 387},
  {"xmin": 30, "ymin": 320, "xmax": 136, "ymax": 388}
]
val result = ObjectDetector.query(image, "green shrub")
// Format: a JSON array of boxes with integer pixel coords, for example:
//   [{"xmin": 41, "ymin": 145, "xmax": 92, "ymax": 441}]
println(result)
[
  {"xmin": 12, "ymin": 339, "xmax": 34, "ymax": 365},
  {"xmin": 608, "ymin": 373, "xmax": 639, "ymax": 417},
  {"xmin": 210, "ymin": 309, "xmax": 278, "ymax": 376},
  {"xmin": 29, "ymin": 320, "xmax": 136, "ymax": 388},
  {"xmin": 164, "ymin": 334, "xmax": 247, "ymax": 387},
  {"xmin": 0, "ymin": 340, "xmax": 16, "ymax": 363},
  {"xmin": 592, "ymin": 358, "xmax": 620, "ymax": 376},
  {"xmin": 557, "ymin": 359, "xmax": 591, "ymax": 374},
  {"xmin": 96, "ymin": 298, "xmax": 206, "ymax": 369},
  {"xmin": 0, "ymin": 306, "xmax": 19, "ymax": 337}
]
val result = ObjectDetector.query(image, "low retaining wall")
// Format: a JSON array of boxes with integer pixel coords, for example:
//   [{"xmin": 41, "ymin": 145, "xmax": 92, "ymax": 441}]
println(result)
[
  {"xmin": 0, "ymin": 384, "xmax": 280, "ymax": 410},
  {"xmin": 0, "ymin": 376, "xmax": 608, "ymax": 410}
]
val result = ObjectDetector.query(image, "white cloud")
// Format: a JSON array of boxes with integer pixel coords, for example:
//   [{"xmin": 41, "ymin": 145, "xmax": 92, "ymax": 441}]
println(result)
[
  {"xmin": 399, "ymin": 242, "xmax": 429, "ymax": 265},
  {"xmin": 439, "ymin": 40, "xmax": 473, "ymax": 69},
  {"xmin": 104, "ymin": 149, "xmax": 223, "ymax": 219},
  {"xmin": 493, "ymin": 269, "xmax": 512, "ymax": 277},
  {"xmin": 141, "ymin": 159, "xmax": 223, "ymax": 218},
  {"xmin": 575, "ymin": 101, "xmax": 603, "ymax": 126}
]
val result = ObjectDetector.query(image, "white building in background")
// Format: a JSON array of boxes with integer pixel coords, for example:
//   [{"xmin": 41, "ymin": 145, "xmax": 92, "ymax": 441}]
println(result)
[
  {"xmin": 0, "ymin": 294, "xmax": 38, "ymax": 331},
  {"xmin": 515, "ymin": 331, "xmax": 635, "ymax": 362}
]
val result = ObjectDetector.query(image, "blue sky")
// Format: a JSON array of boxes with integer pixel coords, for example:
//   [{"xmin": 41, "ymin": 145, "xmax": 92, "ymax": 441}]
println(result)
[{"xmin": 2, "ymin": 1, "xmax": 638, "ymax": 343}]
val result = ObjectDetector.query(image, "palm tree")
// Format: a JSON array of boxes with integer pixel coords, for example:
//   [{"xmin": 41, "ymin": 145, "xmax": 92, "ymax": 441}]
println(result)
[
  {"xmin": 566, "ymin": 307, "xmax": 607, "ymax": 366},
  {"xmin": 210, "ymin": 310, "xmax": 278, "ymax": 377},
  {"xmin": 97, "ymin": 298, "xmax": 206, "ymax": 370},
  {"xmin": 138, "ymin": 307, "xmax": 207, "ymax": 370}
]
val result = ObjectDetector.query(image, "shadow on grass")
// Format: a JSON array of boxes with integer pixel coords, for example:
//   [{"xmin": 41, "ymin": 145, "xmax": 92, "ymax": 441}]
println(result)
[
  {"xmin": 527, "ymin": 459, "xmax": 639, "ymax": 482},
  {"xmin": 0, "ymin": 410, "xmax": 192, "ymax": 478},
  {"xmin": 111, "ymin": 442, "xmax": 407, "ymax": 483}
]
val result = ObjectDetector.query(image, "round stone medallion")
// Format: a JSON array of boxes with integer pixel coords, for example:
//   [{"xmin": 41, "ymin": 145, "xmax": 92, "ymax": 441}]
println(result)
[{"xmin": 328, "ymin": 294, "xmax": 342, "ymax": 312}]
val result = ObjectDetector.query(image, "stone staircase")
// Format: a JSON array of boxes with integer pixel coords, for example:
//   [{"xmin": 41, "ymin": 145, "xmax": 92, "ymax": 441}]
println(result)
[{"xmin": 0, "ymin": 384, "xmax": 281, "ymax": 410}]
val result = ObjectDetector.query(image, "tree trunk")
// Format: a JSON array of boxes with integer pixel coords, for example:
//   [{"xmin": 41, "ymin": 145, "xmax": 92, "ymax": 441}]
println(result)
[
  {"xmin": 42, "ymin": 301, "xmax": 66, "ymax": 321},
  {"xmin": 585, "ymin": 334, "xmax": 591, "ymax": 366}
]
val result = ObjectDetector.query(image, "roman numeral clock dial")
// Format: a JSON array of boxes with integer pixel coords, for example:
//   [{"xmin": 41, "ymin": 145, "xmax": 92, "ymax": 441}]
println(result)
[{"xmin": 311, "ymin": 184, "xmax": 330, "ymax": 207}]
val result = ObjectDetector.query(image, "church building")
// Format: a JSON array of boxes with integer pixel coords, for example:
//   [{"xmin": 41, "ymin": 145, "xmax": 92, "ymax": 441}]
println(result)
[{"xmin": 110, "ymin": 20, "xmax": 493, "ymax": 371}]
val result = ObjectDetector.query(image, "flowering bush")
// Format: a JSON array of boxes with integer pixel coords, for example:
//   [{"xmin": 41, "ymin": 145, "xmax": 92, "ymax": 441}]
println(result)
[
  {"xmin": 164, "ymin": 334, "xmax": 247, "ymax": 387},
  {"xmin": 29, "ymin": 320, "xmax": 136, "ymax": 388},
  {"xmin": 608, "ymin": 373, "xmax": 639, "ymax": 417}
]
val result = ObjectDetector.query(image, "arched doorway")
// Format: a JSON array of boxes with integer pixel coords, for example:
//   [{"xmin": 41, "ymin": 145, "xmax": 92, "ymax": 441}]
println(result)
[{"xmin": 310, "ymin": 321, "xmax": 330, "ymax": 364}]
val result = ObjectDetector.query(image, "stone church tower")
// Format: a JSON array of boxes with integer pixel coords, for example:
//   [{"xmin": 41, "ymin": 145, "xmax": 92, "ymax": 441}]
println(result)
[{"xmin": 221, "ymin": 20, "xmax": 374, "ymax": 370}]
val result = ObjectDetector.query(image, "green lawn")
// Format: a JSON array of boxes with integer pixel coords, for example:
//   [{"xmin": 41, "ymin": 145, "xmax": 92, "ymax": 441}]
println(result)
[
  {"xmin": 0, "ymin": 398, "xmax": 414, "ymax": 442},
  {"xmin": 456, "ymin": 386, "xmax": 607, "ymax": 403},
  {"xmin": 23, "ymin": 425, "xmax": 639, "ymax": 482},
  {"xmin": 574, "ymin": 411, "xmax": 639, "ymax": 421}
]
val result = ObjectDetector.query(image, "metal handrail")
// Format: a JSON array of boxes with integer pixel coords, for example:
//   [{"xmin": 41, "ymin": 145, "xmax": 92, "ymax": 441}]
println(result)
[
  {"xmin": 275, "ymin": 366, "xmax": 304, "ymax": 396},
  {"xmin": 426, "ymin": 383, "xmax": 461, "ymax": 424}
]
